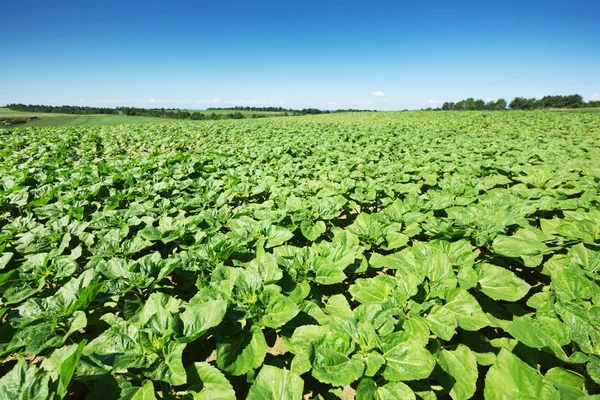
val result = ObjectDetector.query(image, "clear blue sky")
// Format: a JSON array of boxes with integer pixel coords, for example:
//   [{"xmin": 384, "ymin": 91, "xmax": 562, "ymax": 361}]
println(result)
[{"xmin": 1, "ymin": 0, "xmax": 599, "ymax": 110}]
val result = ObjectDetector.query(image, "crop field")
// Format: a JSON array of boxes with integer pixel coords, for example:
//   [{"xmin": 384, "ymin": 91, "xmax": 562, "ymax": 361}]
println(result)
[
  {"xmin": 0, "ymin": 111, "xmax": 600, "ymax": 399},
  {"xmin": 0, "ymin": 108, "xmax": 287, "ymax": 128}
]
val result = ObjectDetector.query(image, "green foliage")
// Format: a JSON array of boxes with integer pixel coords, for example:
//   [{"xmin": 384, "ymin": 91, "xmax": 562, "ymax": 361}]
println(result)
[{"xmin": 0, "ymin": 110, "xmax": 599, "ymax": 398}]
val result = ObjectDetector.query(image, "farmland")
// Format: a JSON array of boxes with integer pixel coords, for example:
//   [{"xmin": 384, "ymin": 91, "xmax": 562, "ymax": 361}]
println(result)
[
  {"xmin": 0, "ymin": 110, "xmax": 600, "ymax": 399},
  {"xmin": 0, "ymin": 108, "xmax": 287, "ymax": 128}
]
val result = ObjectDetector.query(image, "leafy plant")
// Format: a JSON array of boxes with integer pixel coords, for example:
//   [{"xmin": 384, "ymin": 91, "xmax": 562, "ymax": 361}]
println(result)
[{"xmin": 1, "ymin": 110, "xmax": 599, "ymax": 398}]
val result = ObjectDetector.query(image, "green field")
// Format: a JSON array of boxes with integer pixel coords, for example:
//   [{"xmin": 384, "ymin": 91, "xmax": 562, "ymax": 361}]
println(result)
[
  {"xmin": 0, "ymin": 108, "xmax": 72, "ymax": 118},
  {"xmin": 1, "ymin": 111, "xmax": 600, "ymax": 399},
  {"xmin": 9, "ymin": 114, "xmax": 171, "ymax": 127},
  {"xmin": 0, "ymin": 108, "xmax": 168, "ymax": 127},
  {"xmin": 550, "ymin": 107, "xmax": 600, "ymax": 113},
  {"xmin": 0, "ymin": 107, "xmax": 287, "ymax": 128}
]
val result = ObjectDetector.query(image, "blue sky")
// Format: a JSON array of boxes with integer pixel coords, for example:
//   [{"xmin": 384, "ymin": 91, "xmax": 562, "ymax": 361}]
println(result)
[{"xmin": 1, "ymin": 0, "xmax": 599, "ymax": 110}]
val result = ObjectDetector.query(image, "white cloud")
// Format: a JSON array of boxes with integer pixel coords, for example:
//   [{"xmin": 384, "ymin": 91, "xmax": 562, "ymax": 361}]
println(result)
[
  {"xmin": 372, "ymin": 91, "xmax": 386, "ymax": 97},
  {"xmin": 149, "ymin": 98, "xmax": 158, "ymax": 104},
  {"xmin": 428, "ymin": 100, "xmax": 443, "ymax": 105},
  {"xmin": 328, "ymin": 101, "xmax": 339, "ymax": 107},
  {"xmin": 590, "ymin": 93, "xmax": 600, "ymax": 101}
]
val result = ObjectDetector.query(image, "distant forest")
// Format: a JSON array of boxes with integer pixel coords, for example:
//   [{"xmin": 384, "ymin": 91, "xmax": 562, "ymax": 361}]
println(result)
[
  {"xmin": 440, "ymin": 94, "xmax": 600, "ymax": 111},
  {"xmin": 206, "ymin": 106, "xmax": 377, "ymax": 114}
]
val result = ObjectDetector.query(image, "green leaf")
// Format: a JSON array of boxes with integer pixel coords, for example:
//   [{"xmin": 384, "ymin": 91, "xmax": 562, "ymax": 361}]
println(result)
[
  {"xmin": 382, "ymin": 339, "xmax": 435, "ymax": 382},
  {"xmin": 425, "ymin": 305, "xmax": 457, "ymax": 341},
  {"xmin": 2, "ymin": 281, "xmax": 39, "ymax": 305},
  {"xmin": 260, "ymin": 294, "xmax": 300, "ymax": 329},
  {"xmin": 247, "ymin": 251, "xmax": 282, "ymax": 284},
  {"xmin": 506, "ymin": 316, "xmax": 570, "ymax": 359},
  {"xmin": 435, "ymin": 344, "xmax": 478, "ymax": 400},
  {"xmin": 186, "ymin": 362, "xmax": 235, "ymax": 400},
  {"xmin": 587, "ymin": 357, "xmax": 600, "ymax": 384},
  {"xmin": 569, "ymin": 243, "xmax": 600, "ymax": 273},
  {"xmin": 374, "ymin": 382, "xmax": 415, "ymax": 400},
  {"xmin": 363, "ymin": 351, "xmax": 385, "ymax": 377},
  {"xmin": 266, "ymin": 226, "xmax": 294, "ymax": 248},
  {"xmin": 145, "ymin": 341, "xmax": 187, "ymax": 386},
  {"xmin": 247, "ymin": 365, "xmax": 304, "ymax": 400},
  {"xmin": 544, "ymin": 368, "xmax": 586, "ymax": 400},
  {"xmin": 314, "ymin": 258, "xmax": 347, "ymax": 285},
  {"xmin": 349, "ymin": 275, "xmax": 395, "ymax": 304},
  {"xmin": 356, "ymin": 378, "xmax": 416, "ymax": 400},
  {"xmin": 444, "ymin": 288, "xmax": 489, "ymax": 331},
  {"xmin": 492, "ymin": 233, "xmax": 551, "ymax": 266},
  {"xmin": 484, "ymin": 348, "xmax": 560, "ymax": 400},
  {"xmin": 179, "ymin": 299, "xmax": 227, "ymax": 342},
  {"xmin": 217, "ymin": 326, "xmax": 268, "ymax": 376},
  {"xmin": 550, "ymin": 265, "xmax": 592, "ymax": 302},
  {"xmin": 121, "ymin": 380, "xmax": 156, "ymax": 400},
  {"xmin": 356, "ymin": 378, "xmax": 377, "ymax": 399},
  {"xmin": 0, "ymin": 252, "xmax": 13, "ymax": 270},
  {"xmin": 301, "ymin": 220, "xmax": 326, "ymax": 241},
  {"xmin": 384, "ymin": 232, "xmax": 409, "ymax": 250},
  {"xmin": 477, "ymin": 263, "xmax": 531, "ymax": 302},
  {"xmin": 284, "ymin": 325, "xmax": 329, "ymax": 375},
  {"xmin": 311, "ymin": 348, "xmax": 365, "ymax": 386},
  {"xmin": 56, "ymin": 340, "xmax": 87, "ymax": 399},
  {"xmin": 0, "ymin": 359, "xmax": 50, "ymax": 400},
  {"xmin": 139, "ymin": 226, "xmax": 162, "ymax": 241}
]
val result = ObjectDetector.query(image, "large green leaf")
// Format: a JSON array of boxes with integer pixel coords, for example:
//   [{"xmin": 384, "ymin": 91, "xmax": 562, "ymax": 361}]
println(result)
[
  {"xmin": 444, "ymin": 288, "xmax": 490, "ymax": 331},
  {"xmin": 569, "ymin": 243, "xmax": 600, "ymax": 273},
  {"xmin": 492, "ymin": 233, "xmax": 551, "ymax": 266},
  {"xmin": 260, "ymin": 294, "xmax": 300, "ymax": 329},
  {"xmin": 179, "ymin": 299, "xmax": 227, "ymax": 342},
  {"xmin": 506, "ymin": 316, "xmax": 570, "ymax": 358},
  {"xmin": 484, "ymin": 348, "xmax": 560, "ymax": 399},
  {"xmin": 301, "ymin": 220, "xmax": 326, "ymax": 241},
  {"xmin": 0, "ymin": 359, "xmax": 50, "ymax": 400},
  {"xmin": 435, "ymin": 344, "xmax": 478, "ymax": 400},
  {"xmin": 56, "ymin": 340, "xmax": 87, "ymax": 399},
  {"xmin": 217, "ymin": 326, "xmax": 268, "ymax": 376},
  {"xmin": 247, "ymin": 365, "xmax": 304, "ymax": 400},
  {"xmin": 314, "ymin": 258, "xmax": 347, "ymax": 285},
  {"xmin": 425, "ymin": 305, "xmax": 457, "ymax": 341},
  {"xmin": 186, "ymin": 362, "xmax": 235, "ymax": 400},
  {"xmin": 544, "ymin": 367, "xmax": 586, "ymax": 400},
  {"xmin": 121, "ymin": 380, "xmax": 156, "ymax": 400},
  {"xmin": 145, "ymin": 341, "xmax": 187, "ymax": 386},
  {"xmin": 356, "ymin": 378, "xmax": 416, "ymax": 400},
  {"xmin": 476, "ymin": 263, "xmax": 531, "ymax": 302},
  {"xmin": 349, "ymin": 275, "xmax": 395, "ymax": 304},
  {"xmin": 311, "ymin": 349, "xmax": 365, "ymax": 386},
  {"xmin": 382, "ymin": 337, "xmax": 435, "ymax": 382}
]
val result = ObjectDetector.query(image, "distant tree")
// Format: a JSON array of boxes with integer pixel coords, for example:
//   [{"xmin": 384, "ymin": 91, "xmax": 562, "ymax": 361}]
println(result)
[
  {"xmin": 509, "ymin": 97, "xmax": 536, "ymax": 110},
  {"xmin": 493, "ymin": 99, "xmax": 507, "ymax": 110},
  {"xmin": 535, "ymin": 94, "xmax": 584, "ymax": 109}
]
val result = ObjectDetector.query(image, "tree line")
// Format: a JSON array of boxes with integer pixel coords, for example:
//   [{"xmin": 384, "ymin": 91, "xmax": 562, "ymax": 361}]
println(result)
[
  {"xmin": 6, "ymin": 104, "xmax": 118, "ymax": 114},
  {"xmin": 206, "ymin": 107, "xmax": 377, "ymax": 115},
  {"xmin": 5, "ymin": 104, "xmax": 377, "ymax": 120},
  {"xmin": 441, "ymin": 94, "xmax": 599, "ymax": 110},
  {"xmin": 119, "ymin": 107, "xmax": 249, "ymax": 120}
]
